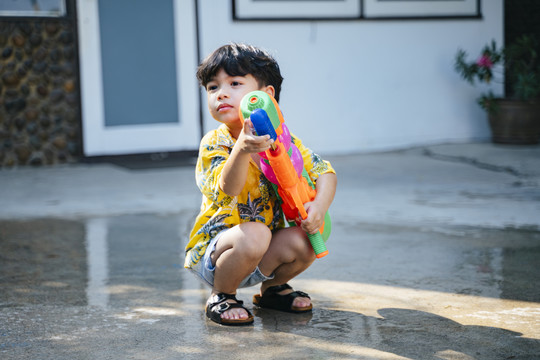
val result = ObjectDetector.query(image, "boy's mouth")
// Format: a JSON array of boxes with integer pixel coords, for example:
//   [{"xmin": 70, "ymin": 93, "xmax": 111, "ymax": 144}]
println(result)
[{"xmin": 217, "ymin": 104, "xmax": 233, "ymax": 112}]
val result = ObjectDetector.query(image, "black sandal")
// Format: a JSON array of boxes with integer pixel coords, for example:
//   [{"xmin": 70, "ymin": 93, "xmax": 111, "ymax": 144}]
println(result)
[
  {"xmin": 205, "ymin": 293, "xmax": 254, "ymax": 326},
  {"xmin": 253, "ymin": 284, "xmax": 313, "ymax": 313}
]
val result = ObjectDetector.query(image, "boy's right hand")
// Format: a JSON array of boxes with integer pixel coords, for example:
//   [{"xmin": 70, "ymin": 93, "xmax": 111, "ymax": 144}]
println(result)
[
  {"xmin": 237, "ymin": 118, "xmax": 274, "ymax": 154},
  {"xmin": 220, "ymin": 118, "xmax": 274, "ymax": 196}
]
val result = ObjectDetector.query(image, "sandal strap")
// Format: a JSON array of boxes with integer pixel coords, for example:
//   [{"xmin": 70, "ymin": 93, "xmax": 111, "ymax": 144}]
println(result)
[
  {"xmin": 262, "ymin": 284, "xmax": 311, "ymax": 299},
  {"xmin": 262, "ymin": 283, "xmax": 292, "ymax": 296},
  {"xmin": 211, "ymin": 300, "xmax": 248, "ymax": 314},
  {"xmin": 291, "ymin": 290, "xmax": 310, "ymax": 299},
  {"xmin": 254, "ymin": 285, "xmax": 312, "ymax": 313},
  {"xmin": 207, "ymin": 293, "xmax": 243, "ymax": 308}
]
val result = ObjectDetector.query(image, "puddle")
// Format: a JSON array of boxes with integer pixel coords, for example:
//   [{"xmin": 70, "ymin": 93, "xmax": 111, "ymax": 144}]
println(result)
[
  {"xmin": 1, "ymin": 216, "xmax": 539, "ymax": 308},
  {"xmin": 1, "ymin": 215, "xmax": 539, "ymax": 359},
  {"xmin": 0, "ymin": 213, "xmax": 193, "ymax": 308}
]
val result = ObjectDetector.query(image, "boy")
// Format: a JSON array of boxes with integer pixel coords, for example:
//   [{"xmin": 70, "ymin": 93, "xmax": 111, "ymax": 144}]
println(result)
[{"xmin": 185, "ymin": 43, "xmax": 337, "ymax": 325}]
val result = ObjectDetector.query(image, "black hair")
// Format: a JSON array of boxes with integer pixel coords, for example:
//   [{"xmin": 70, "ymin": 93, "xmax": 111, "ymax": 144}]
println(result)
[{"xmin": 196, "ymin": 43, "xmax": 284, "ymax": 102}]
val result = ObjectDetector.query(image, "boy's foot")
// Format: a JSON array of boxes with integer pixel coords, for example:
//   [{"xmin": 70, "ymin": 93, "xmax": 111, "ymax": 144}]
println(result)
[
  {"xmin": 253, "ymin": 284, "xmax": 313, "ymax": 313},
  {"xmin": 206, "ymin": 293, "xmax": 254, "ymax": 326}
]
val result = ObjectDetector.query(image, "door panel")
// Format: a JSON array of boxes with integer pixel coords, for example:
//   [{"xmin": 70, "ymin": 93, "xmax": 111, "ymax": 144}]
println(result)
[
  {"xmin": 77, "ymin": 0, "xmax": 199, "ymax": 156},
  {"xmin": 98, "ymin": 0, "xmax": 178, "ymax": 127}
]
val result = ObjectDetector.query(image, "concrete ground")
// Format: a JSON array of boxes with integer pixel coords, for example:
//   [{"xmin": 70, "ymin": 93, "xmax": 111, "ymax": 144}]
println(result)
[{"xmin": 1, "ymin": 143, "xmax": 539, "ymax": 359}]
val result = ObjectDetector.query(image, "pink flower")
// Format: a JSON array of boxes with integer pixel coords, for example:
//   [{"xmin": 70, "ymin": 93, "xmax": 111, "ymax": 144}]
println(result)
[{"xmin": 476, "ymin": 54, "xmax": 493, "ymax": 68}]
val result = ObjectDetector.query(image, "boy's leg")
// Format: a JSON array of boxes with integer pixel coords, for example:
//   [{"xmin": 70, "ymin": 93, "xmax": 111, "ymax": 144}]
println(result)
[
  {"xmin": 258, "ymin": 226, "xmax": 316, "ymax": 309},
  {"xmin": 210, "ymin": 222, "xmax": 272, "ymax": 320}
]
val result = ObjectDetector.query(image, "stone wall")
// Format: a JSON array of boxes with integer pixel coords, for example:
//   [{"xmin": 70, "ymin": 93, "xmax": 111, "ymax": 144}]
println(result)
[{"xmin": 0, "ymin": 8, "xmax": 81, "ymax": 167}]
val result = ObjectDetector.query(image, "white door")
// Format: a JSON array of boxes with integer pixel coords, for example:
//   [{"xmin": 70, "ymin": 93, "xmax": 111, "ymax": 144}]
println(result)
[{"xmin": 77, "ymin": 0, "xmax": 200, "ymax": 156}]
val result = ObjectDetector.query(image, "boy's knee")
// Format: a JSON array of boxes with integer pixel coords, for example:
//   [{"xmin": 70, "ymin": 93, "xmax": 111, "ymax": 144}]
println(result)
[
  {"xmin": 238, "ymin": 222, "xmax": 272, "ymax": 258},
  {"xmin": 242, "ymin": 221, "xmax": 272, "ymax": 240},
  {"xmin": 291, "ymin": 228, "xmax": 317, "ymax": 262},
  {"xmin": 298, "ymin": 241, "xmax": 317, "ymax": 263}
]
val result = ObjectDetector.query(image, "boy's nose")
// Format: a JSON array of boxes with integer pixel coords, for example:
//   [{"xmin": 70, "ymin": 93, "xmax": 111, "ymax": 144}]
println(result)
[{"xmin": 217, "ymin": 88, "xmax": 229, "ymax": 100}]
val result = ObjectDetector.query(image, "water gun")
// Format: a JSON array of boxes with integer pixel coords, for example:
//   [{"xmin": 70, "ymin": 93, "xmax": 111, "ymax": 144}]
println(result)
[{"xmin": 239, "ymin": 91, "xmax": 331, "ymax": 258}]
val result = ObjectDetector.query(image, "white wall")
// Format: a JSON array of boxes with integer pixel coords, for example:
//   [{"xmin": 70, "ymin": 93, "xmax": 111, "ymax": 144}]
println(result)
[{"xmin": 198, "ymin": 0, "xmax": 504, "ymax": 155}]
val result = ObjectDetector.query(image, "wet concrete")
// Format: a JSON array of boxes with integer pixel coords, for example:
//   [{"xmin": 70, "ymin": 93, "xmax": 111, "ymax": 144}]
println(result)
[{"xmin": 1, "ymin": 143, "xmax": 540, "ymax": 359}]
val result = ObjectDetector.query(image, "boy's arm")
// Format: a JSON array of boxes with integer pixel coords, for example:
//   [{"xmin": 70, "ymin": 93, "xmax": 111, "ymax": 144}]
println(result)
[
  {"xmin": 301, "ymin": 172, "xmax": 337, "ymax": 235},
  {"xmin": 219, "ymin": 119, "xmax": 273, "ymax": 196}
]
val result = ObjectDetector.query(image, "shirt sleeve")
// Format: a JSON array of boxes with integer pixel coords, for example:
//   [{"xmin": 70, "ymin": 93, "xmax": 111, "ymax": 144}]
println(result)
[
  {"xmin": 290, "ymin": 133, "xmax": 335, "ymax": 183},
  {"xmin": 196, "ymin": 131, "xmax": 235, "ymax": 208}
]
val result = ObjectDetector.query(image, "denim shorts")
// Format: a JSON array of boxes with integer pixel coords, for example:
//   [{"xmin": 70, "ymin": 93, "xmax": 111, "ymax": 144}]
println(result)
[{"xmin": 188, "ymin": 229, "xmax": 275, "ymax": 288}]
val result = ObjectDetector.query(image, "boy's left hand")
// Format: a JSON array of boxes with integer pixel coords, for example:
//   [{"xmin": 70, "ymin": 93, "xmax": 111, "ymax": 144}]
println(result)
[{"xmin": 300, "ymin": 201, "xmax": 325, "ymax": 234}]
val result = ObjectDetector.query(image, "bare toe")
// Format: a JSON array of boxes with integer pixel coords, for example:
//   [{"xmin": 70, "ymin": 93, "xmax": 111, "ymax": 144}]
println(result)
[{"xmin": 222, "ymin": 300, "xmax": 249, "ymax": 320}]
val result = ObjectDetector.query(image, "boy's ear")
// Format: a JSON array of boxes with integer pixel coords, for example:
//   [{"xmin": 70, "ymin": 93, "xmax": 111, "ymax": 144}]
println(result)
[{"xmin": 263, "ymin": 85, "xmax": 275, "ymax": 98}]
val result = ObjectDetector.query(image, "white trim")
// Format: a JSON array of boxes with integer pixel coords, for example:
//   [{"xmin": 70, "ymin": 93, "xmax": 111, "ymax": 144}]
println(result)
[
  {"xmin": 234, "ymin": 0, "xmax": 361, "ymax": 19},
  {"xmin": 363, "ymin": 0, "xmax": 479, "ymax": 18},
  {"xmin": 173, "ymin": 0, "xmax": 200, "ymax": 148},
  {"xmin": 77, "ymin": 0, "xmax": 105, "ymax": 156},
  {"xmin": 77, "ymin": 0, "xmax": 200, "ymax": 156}
]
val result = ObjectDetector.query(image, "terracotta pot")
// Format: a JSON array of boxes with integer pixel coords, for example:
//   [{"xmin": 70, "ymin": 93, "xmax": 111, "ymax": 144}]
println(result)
[{"xmin": 488, "ymin": 99, "xmax": 540, "ymax": 144}]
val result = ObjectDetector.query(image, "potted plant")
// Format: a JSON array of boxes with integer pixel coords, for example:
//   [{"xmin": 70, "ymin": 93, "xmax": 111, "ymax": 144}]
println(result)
[{"xmin": 454, "ymin": 34, "xmax": 540, "ymax": 144}]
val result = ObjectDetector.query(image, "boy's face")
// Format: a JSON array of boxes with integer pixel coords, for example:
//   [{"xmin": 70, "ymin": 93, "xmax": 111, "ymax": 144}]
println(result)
[{"xmin": 205, "ymin": 68, "xmax": 274, "ymax": 135}]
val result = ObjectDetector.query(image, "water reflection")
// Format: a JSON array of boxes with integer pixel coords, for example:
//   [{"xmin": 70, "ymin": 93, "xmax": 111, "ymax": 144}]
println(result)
[
  {"xmin": 85, "ymin": 218, "xmax": 109, "ymax": 308},
  {"xmin": 0, "ymin": 218, "xmax": 539, "ymax": 312},
  {"xmin": 0, "ymin": 214, "xmax": 194, "ymax": 308},
  {"xmin": 0, "ymin": 217, "xmax": 539, "ymax": 308}
]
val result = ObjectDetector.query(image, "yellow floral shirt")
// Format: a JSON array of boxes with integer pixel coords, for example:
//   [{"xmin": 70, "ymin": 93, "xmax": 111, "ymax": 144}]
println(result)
[{"xmin": 184, "ymin": 124, "xmax": 335, "ymax": 269}]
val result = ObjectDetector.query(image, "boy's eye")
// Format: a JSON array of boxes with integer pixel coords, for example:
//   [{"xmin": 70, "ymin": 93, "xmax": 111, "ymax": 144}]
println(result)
[
  {"xmin": 207, "ymin": 84, "xmax": 217, "ymax": 91},
  {"xmin": 231, "ymin": 81, "xmax": 240, "ymax": 86}
]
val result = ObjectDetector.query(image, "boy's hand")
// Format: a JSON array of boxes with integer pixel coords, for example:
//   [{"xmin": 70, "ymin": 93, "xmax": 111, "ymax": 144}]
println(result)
[
  {"xmin": 220, "ymin": 118, "xmax": 275, "ymax": 197},
  {"xmin": 300, "ymin": 201, "xmax": 325, "ymax": 235},
  {"xmin": 300, "ymin": 173, "xmax": 336, "ymax": 235},
  {"xmin": 237, "ymin": 119, "xmax": 274, "ymax": 154}
]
